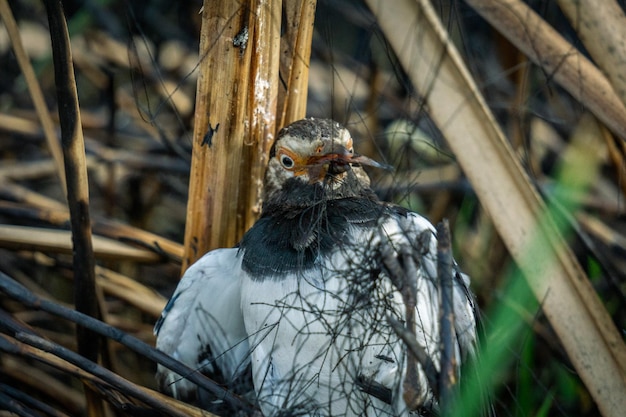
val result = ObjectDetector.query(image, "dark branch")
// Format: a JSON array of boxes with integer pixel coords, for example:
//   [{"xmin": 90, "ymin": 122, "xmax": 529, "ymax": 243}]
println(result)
[
  {"xmin": 437, "ymin": 219, "xmax": 458, "ymax": 414},
  {"xmin": 43, "ymin": 0, "xmax": 100, "ymax": 363},
  {"xmin": 10, "ymin": 332, "xmax": 183, "ymax": 417},
  {"xmin": 387, "ymin": 315, "xmax": 440, "ymax": 400},
  {"xmin": 0, "ymin": 389, "xmax": 40, "ymax": 417},
  {"xmin": 0, "ymin": 271, "xmax": 257, "ymax": 414},
  {"xmin": 355, "ymin": 374, "xmax": 393, "ymax": 404},
  {"xmin": 0, "ymin": 382, "xmax": 71, "ymax": 417}
]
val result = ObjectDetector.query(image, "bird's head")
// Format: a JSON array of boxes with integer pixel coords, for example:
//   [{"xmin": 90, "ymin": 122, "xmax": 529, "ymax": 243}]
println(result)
[{"xmin": 263, "ymin": 118, "xmax": 388, "ymax": 203}]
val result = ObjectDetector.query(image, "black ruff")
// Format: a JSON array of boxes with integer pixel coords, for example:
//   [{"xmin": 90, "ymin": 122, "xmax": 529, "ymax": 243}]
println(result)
[{"xmin": 239, "ymin": 175, "xmax": 407, "ymax": 280}]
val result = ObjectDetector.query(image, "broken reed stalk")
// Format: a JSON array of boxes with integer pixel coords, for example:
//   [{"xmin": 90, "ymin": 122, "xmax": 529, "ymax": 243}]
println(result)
[
  {"xmin": 277, "ymin": 0, "xmax": 317, "ymax": 128},
  {"xmin": 387, "ymin": 316, "xmax": 440, "ymax": 405},
  {"xmin": 0, "ymin": 0, "xmax": 66, "ymax": 193},
  {"xmin": 242, "ymin": 0, "xmax": 282, "ymax": 243},
  {"xmin": 398, "ymin": 244, "xmax": 424, "ymax": 410},
  {"xmin": 183, "ymin": 0, "xmax": 281, "ymax": 271},
  {"xmin": 556, "ymin": 0, "xmax": 626, "ymax": 110},
  {"xmin": 43, "ymin": 0, "xmax": 101, "ymax": 414},
  {"xmin": 183, "ymin": 0, "xmax": 315, "ymax": 271}
]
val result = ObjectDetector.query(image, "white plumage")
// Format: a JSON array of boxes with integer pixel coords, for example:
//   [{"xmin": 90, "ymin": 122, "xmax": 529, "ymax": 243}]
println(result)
[
  {"xmin": 155, "ymin": 118, "xmax": 478, "ymax": 416},
  {"xmin": 154, "ymin": 249, "xmax": 250, "ymax": 404}
]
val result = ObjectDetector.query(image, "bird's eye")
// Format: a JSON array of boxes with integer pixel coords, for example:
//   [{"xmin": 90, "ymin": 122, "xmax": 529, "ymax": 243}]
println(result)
[
  {"xmin": 348, "ymin": 148, "xmax": 354, "ymax": 154},
  {"xmin": 280, "ymin": 154, "xmax": 294, "ymax": 168}
]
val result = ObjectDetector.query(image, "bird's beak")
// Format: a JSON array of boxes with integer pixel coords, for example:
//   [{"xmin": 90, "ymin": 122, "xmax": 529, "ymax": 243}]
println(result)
[
  {"xmin": 305, "ymin": 144, "xmax": 391, "ymax": 183},
  {"xmin": 307, "ymin": 144, "xmax": 391, "ymax": 169}
]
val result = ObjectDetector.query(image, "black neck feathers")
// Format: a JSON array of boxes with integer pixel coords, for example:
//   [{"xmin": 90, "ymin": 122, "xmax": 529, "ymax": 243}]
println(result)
[{"xmin": 239, "ymin": 177, "xmax": 386, "ymax": 280}]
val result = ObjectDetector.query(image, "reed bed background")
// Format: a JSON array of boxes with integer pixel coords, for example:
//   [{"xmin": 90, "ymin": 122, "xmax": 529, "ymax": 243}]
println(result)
[{"xmin": 0, "ymin": 0, "xmax": 625, "ymax": 416}]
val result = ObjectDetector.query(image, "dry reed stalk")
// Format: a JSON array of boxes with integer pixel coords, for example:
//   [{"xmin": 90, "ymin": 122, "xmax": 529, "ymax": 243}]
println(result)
[
  {"xmin": 0, "ymin": 111, "xmax": 45, "ymax": 136},
  {"xmin": 0, "ymin": 198, "xmax": 184, "ymax": 261},
  {"xmin": 463, "ymin": 0, "xmax": 626, "ymax": 142},
  {"xmin": 557, "ymin": 0, "xmax": 626, "ymax": 111},
  {"xmin": 182, "ymin": 0, "xmax": 282, "ymax": 270},
  {"xmin": 0, "ymin": 0, "xmax": 66, "ymax": 193},
  {"xmin": 277, "ymin": 0, "xmax": 317, "ymax": 128},
  {"xmin": 0, "ymin": 182, "xmax": 69, "ymax": 211},
  {"xmin": 240, "ymin": 0, "xmax": 282, "ymax": 238},
  {"xmin": 365, "ymin": 0, "xmax": 626, "ymax": 415},
  {"xmin": 43, "ymin": 1, "xmax": 102, "ymax": 414},
  {"xmin": 577, "ymin": 212, "xmax": 626, "ymax": 250},
  {"xmin": 3, "ymin": 356, "xmax": 85, "ymax": 414},
  {"xmin": 0, "ymin": 159, "xmax": 69, "ymax": 181},
  {"xmin": 92, "ymin": 218, "xmax": 184, "ymax": 262},
  {"xmin": 0, "ymin": 225, "xmax": 161, "ymax": 262},
  {"xmin": 0, "ymin": 250, "xmax": 167, "ymax": 322},
  {"xmin": 602, "ymin": 127, "xmax": 626, "ymax": 199},
  {"xmin": 96, "ymin": 266, "xmax": 167, "ymax": 318}
]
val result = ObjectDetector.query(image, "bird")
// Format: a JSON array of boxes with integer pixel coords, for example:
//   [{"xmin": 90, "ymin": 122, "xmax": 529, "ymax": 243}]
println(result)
[{"xmin": 154, "ymin": 117, "xmax": 478, "ymax": 416}]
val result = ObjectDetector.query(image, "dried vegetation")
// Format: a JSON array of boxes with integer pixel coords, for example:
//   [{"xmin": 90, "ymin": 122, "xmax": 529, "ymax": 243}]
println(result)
[{"xmin": 0, "ymin": 0, "xmax": 624, "ymax": 416}]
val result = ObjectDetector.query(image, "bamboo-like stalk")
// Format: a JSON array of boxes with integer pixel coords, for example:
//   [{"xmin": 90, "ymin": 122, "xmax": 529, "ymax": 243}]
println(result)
[
  {"xmin": 0, "ymin": 0, "xmax": 66, "ymax": 193},
  {"xmin": 182, "ymin": 0, "xmax": 283, "ymax": 270},
  {"xmin": 240, "ymin": 0, "xmax": 283, "ymax": 238},
  {"xmin": 43, "ymin": 1, "xmax": 102, "ymax": 415},
  {"xmin": 365, "ymin": 0, "xmax": 626, "ymax": 416},
  {"xmin": 557, "ymin": 0, "xmax": 626, "ymax": 111},
  {"xmin": 277, "ymin": 0, "xmax": 317, "ymax": 128}
]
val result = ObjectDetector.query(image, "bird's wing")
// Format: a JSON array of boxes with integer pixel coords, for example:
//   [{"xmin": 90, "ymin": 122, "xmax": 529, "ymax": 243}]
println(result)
[
  {"xmin": 388, "ymin": 211, "xmax": 477, "ymax": 358},
  {"xmin": 154, "ymin": 248, "xmax": 250, "ymax": 401},
  {"xmin": 378, "ymin": 210, "xmax": 478, "ymax": 409}
]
